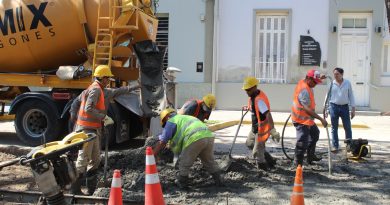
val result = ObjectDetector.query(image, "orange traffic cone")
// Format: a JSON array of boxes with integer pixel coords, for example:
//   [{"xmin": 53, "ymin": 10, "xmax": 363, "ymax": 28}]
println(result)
[
  {"xmin": 145, "ymin": 146, "xmax": 165, "ymax": 205},
  {"xmin": 290, "ymin": 165, "xmax": 304, "ymax": 205},
  {"xmin": 108, "ymin": 169, "xmax": 123, "ymax": 205}
]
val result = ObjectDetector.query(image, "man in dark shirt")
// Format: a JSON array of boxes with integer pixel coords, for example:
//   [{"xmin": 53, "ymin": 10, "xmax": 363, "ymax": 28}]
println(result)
[{"xmin": 178, "ymin": 94, "xmax": 216, "ymax": 122}]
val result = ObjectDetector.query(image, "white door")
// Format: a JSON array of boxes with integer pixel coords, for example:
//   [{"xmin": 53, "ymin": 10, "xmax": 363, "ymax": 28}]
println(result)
[{"xmin": 340, "ymin": 35, "xmax": 370, "ymax": 106}]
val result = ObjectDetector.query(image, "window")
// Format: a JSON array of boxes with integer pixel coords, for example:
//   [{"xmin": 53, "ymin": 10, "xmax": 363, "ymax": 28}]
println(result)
[
  {"xmin": 255, "ymin": 15, "xmax": 288, "ymax": 83},
  {"xmin": 342, "ymin": 18, "xmax": 367, "ymax": 28},
  {"xmin": 156, "ymin": 14, "xmax": 169, "ymax": 69}
]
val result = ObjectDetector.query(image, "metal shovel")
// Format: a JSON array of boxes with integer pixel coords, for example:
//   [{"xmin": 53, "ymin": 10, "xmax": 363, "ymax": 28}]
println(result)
[
  {"xmin": 97, "ymin": 124, "xmax": 111, "ymax": 188},
  {"xmin": 220, "ymin": 107, "xmax": 249, "ymax": 172}
]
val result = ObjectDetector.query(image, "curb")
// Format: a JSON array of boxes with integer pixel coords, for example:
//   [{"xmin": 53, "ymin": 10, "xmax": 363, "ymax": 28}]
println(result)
[{"xmin": 208, "ymin": 120, "xmax": 369, "ymax": 132}]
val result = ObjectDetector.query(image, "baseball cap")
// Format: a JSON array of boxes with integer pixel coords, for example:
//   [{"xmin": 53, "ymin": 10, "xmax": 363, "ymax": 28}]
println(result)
[{"xmin": 306, "ymin": 69, "xmax": 322, "ymax": 84}]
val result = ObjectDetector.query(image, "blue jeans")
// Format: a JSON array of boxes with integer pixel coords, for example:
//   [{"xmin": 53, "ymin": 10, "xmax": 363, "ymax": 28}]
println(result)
[{"xmin": 329, "ymin": 103, "xmax": 352, "ymax": 149}]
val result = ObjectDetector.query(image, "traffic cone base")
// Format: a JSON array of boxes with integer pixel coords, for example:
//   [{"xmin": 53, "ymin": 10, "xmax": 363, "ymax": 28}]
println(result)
[
  {"xmin": 145, "ymin": 146, "xmax": 165, "ymax": 205},
  {"xmin": 290, "ymin": 165, "xmax": 304, "ymax": 205},
  {"xmin": 108, "ymin": 170, "xmax": 123, "ymax": 205}
]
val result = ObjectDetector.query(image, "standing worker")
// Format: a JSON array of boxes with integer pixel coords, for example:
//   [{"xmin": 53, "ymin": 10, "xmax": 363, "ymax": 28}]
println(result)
[
  {"xmin": 242, "ymin": 76, "xmax": 280, "ymax": 170},
  {"xmin": 153, "ymin": 108, "xmax": 222, "ymax": 189},
  {"xmin": 178, "ymin": 94, "xmax": 216, "ymax": 122},
  {"xmin": 69, "ymin": 65, "xmax": 139, "ymax": 195},
  {"xmin": 291, "ymin": 69, "xmax": 328, "ymax": 166},
  {"xmin": 325, "ymin": 67, "xmax": 355, "ymax": 152}
]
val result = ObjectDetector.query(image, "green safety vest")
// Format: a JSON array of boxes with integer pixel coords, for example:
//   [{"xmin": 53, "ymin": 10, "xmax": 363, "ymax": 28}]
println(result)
[{"xmin": 168, "ymin": 115, "xmax": 214, "ymax": 154}]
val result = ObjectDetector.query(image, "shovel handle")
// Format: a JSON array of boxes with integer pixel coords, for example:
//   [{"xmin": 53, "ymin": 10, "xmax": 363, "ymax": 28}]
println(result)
[{"xmin": 228, "ymin": 107, "xmax": 249, "ymax": 157}]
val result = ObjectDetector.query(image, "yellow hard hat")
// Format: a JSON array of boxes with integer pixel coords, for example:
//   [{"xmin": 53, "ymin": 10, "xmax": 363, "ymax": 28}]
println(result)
[
  {"xmin": 94, "ymin": 65, "xmax": 114, "ymax": 78},
  {"xmin": 160, "ymin": 108, "xmax": 176, "ymax": 125},
  {"xmin": 203, "ymin": 94, "xmax": 216, "ymax": 109},
  {"xmin": 242, "ymin": 76, "xmax": 259, "ymax": 90}
]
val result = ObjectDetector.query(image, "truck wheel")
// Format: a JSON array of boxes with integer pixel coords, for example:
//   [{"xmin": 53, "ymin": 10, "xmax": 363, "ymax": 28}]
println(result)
[{"xmin": 15, "ymin": 100, "xmax": 62, "ymax": 146}]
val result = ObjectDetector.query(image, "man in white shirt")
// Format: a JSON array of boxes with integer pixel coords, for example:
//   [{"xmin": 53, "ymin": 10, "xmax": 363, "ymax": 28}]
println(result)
[{"xmin": 326, "ymin": 67, "xmax": 355, "ymax": 152}]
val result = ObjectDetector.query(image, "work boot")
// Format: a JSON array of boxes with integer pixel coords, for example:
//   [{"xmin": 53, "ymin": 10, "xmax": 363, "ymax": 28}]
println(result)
[
  {"xmin": 307, "ymin": 145, "xmax": 322, "ymax": 165},
  {"xmin": 86, "ymin": 170, "xmax": 98, "ymax": 195},
  {"xmin": 256, "ymin": 162, "xmax": 270, "ymax": 171},
  {"xmin": 264, "ymin": 152, "xmax": 276, "ymax": 168},
  {"xmin": 211, "ymin": 172, "xmax": 224, "ymax": 187},
  {"xmin": 70, "ymin": 173, "xmax": 84, "ymax": 195},
  {"xmin": 175, "ymin": 175, "xmax": 189, "ymax": 189}
]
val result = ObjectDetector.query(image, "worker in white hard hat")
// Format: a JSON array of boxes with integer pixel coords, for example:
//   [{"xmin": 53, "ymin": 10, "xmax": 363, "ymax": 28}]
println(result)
[
  {"xmin": 153, "ymin": 108, "xmax": 222, "ymax": 189},
  {"xmin": 69, "ymin": 65, "xmax": 139, "ymax": 195},
  {"xmin": 242, "ymin": 76, "xmax": 280, "ymax": 171},
  {"xmin": 178, "ymin": 94, "xmax": 216, "ymax": 122}
]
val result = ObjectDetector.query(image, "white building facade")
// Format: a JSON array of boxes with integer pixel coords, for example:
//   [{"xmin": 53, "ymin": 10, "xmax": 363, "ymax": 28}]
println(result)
[{"xmin": 158, "ymin": 0, "xmax": 390, "ymax": 112}]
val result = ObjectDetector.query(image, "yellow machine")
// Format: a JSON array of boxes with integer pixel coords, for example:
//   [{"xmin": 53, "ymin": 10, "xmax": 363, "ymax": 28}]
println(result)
[
  {"xmin": 0, "ymin": 0, "xmax": 166, "ymax": 146},
  {"xmin": 0, "ymin": 132, "xmax": 97, "ymax": 204}
]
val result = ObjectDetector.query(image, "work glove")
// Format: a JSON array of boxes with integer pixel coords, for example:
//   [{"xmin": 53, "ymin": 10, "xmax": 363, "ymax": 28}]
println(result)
[
  {"xmin": 103, "ymin": 116, "xmax": 114, "ymax": 126},
  {"xmin": 270, "ymin": 128, "xmax": 280, "ymax": 143}
]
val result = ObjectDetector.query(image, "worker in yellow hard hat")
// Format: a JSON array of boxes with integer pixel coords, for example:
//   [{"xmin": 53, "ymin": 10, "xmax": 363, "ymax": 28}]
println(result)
[
  {"xmin": 242, "ymin": 76, "xmax": 280, "ymax": 171},
  {"xmin": 69, "ymin": 65, "xmax": 139, "ymax": 195},
  {"xmin": 153, "ymin": 108, "xmax": 222, "ymax": 189},
  {"xmin": 178, "ymin": 94, "xmax": 216, "ymax": 122}
]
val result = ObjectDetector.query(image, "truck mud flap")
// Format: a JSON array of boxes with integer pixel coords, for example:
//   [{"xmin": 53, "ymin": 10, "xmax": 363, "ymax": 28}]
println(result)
[{"xmin": 133, "ymin": 40, "xmax": 167, "ymax": 117}]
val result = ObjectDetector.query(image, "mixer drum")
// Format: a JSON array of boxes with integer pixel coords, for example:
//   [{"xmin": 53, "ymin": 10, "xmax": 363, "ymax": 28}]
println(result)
[{"xmin": 0, "ymin": 0, "xmax": 108, "ymax": 73}]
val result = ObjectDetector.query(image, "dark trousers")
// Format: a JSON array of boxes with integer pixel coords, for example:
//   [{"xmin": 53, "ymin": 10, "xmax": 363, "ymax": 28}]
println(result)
[
  {"xmin": 329, "ymin": 103, "xmax": 352, "ymax": 149},
  {"xmin": 294, "ymin": 123, "xmax": 320, "ymax": 164}
]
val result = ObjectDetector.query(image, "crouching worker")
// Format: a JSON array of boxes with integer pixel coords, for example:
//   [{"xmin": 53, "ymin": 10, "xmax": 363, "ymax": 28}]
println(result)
[
  {"xmin": 178, "ymin": 94, "xmax": 216, "ymax": 122},
  {"xmin": 153, "ymin": 108, "xmax": 222, "ymax": 189}
]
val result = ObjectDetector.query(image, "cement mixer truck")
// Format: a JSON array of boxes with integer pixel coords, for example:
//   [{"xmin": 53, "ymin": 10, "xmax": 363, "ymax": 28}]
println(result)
[{"xmin": 0, "ymin": 0, "xmax": 167, "ymax": 146}]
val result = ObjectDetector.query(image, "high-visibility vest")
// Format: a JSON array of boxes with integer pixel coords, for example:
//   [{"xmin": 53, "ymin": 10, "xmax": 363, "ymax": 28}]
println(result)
[
  {"xmin": 248, "ymin": 90, "xmax": 272, "ymax": 142},
  {"xmin": 76, "ymin": 82, "xmax": 105, "ymax": 129},
  {"xmin": 167, "ymin": 115, "xmax": 213, "ymax": 154},
  {"xmin": 291, "ymin": 79, "xmax": 315, "ymax": 126},
  {"xmin": 193, "ymin": 100, "xmax": 203, "ymax": 117}
]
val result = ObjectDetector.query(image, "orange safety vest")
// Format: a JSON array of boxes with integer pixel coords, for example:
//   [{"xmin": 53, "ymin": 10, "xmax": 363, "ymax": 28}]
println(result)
[
  {"xmin": 76, "ymin": 81, "xmax": 106, "ymax": 128},
  {"xmin": 193, "ymin": 100, "xmax": 203, "ymax": 117},
  {"xmin": 291, "ymin": 79, "xmax": 315, "ymax": 126},
  {"xmin": 248, "ymin": 91, "xmax": 272, "ymax": 142}
]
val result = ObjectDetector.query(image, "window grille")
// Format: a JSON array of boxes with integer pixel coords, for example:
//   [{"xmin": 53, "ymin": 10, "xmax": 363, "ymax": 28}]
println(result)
[{"xmin": 255, "ymin": 15, "xmax": 288, "ymax": 83}]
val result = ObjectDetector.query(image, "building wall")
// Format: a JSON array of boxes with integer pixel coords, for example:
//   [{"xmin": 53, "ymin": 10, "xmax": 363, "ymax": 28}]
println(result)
[
  {"xmin": 158, "ymin": 0, "xmax": 214, "ymax": 106},
  {"xmin": 327, "ymin": 0, "xmax": 390, "ymax": 111},
  {"xmin": 216, "ymin": 0, "xmax": 329, "ymax": 83},
  {"xmin": 328, "ymin": 0, "xmax": 385, "ymax": 86},
  {"xmin": 215, "ymin": 0, "xmax": 331, "ymax": 111},
  {"xmin": 157, "ymin": 0, "xmax": 208, "ymax": 83},
  {"xmin": 158, "ymin": 0, "xmax": 390, "ymax": 112}
]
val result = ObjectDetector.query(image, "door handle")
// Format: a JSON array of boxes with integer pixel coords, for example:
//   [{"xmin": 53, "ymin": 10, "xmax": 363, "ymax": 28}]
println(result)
[{"xmin": 356, "ymin": 82, "xmax": 364, "ymax": 85}]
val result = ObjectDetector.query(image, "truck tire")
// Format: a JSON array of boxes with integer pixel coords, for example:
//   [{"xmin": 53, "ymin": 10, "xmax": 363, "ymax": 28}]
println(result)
[{"xmin": 15, "ymin": 100, "xmax": 62, "ymax": 146}]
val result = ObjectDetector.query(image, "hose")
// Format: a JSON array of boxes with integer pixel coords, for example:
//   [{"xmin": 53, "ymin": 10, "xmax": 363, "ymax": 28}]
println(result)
[{"xmin": 281, "ymin": 114, "xmax": 294, "ymax": 160}]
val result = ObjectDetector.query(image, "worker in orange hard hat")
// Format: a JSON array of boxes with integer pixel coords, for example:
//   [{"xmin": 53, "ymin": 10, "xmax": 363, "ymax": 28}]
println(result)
[
  {"xmin": 291, "ymin": 69, "xmax": 328, "ymax": 167},
  {"xmin": 242, "ymin": 76, "xmax": 280, "ymax": 171},
  {"xmin": 178, "ymin": 94, "xmax": 216, "ymax": 122},
  {"xmin": 69, "ymin": 65, "xmax": 139, "ymax": 195}
]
